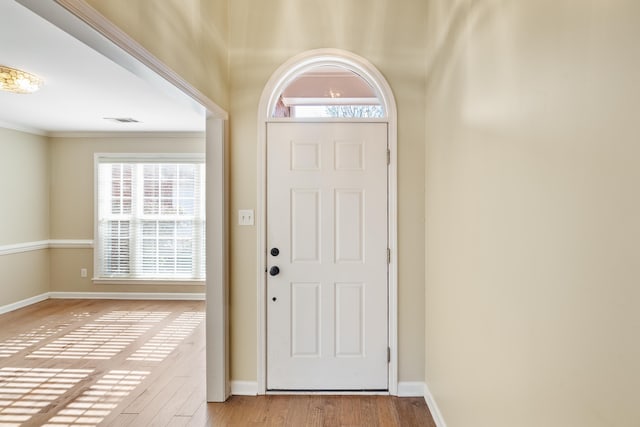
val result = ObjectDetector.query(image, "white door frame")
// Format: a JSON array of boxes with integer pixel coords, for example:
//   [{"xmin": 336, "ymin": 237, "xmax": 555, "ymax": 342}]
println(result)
[{"xmin": 256, "ymin": 49, "xmax": 398, "ymax": 395}]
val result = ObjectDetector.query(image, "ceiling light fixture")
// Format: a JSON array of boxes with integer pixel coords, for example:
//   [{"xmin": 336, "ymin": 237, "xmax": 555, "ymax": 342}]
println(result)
[{"xmin": 0, "ymin": 65, "xmax": 44, "ymax": 94}]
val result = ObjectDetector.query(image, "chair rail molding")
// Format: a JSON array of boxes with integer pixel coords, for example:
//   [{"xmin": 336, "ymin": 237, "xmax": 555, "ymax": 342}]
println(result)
[{"xmin": 0, "ymin": 240, "xmax": 94, "ymax": 256}]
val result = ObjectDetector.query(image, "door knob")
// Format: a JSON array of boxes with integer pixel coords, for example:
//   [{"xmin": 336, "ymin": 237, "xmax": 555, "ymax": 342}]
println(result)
[
  {"xmin": 269, "ymin": 266, "xmax": 280, "ymax": 276},
  {"xmin": 270, "ymin": 247, "xmax": 280, "ymax": 256}
]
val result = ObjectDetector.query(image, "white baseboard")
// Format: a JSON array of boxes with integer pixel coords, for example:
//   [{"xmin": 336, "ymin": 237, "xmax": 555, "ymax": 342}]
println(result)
[
  {"xmin": 397, "ymin": 381, "xmax": 427, "ymax": 397},
  {"xmin": 0, "ymin": 292, "xmax": 50, "ymax": 315},
  {"xmin": 424, "ymin": 382, "xmax": 447, "ymax": 427},
  {"xmin": 0, "ymin": 292, "xmax": 205, "ymax": 316},
  {"xmin": 49, "ymin": 292, "xmax": 205, "ymax": 301},
  {"xmin": 230, "ymin": 381, "xmax": 258, "ymax": 396}
]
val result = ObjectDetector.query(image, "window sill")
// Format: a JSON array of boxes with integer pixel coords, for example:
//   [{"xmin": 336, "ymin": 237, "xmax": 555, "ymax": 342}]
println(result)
[{"xmin": 92, "ymin": 278, "xmax": 205, "ymax": 286}]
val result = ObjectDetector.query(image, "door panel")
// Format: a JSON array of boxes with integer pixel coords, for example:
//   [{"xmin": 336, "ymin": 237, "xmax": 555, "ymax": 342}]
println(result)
[
  {"xmin": 335, "ymin": 282, "xmax": 365, "ymax": 357},
  {"xmin": 267, "ymin": 122, "xmax": 388, "ymax": 390},
  {"xmin": 291, "ymin": 282, "xmax": 321, "ymax": 357},
  {"xmin": 291, "ymin": 189, "xmax": 320, "ymax": 262},
  {"xmin": 335, "ymin": 189, "xmax": 364, "ymax": 262}
]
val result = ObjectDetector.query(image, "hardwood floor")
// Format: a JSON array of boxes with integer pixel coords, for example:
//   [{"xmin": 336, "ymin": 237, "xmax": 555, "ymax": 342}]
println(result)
[
  {"xmin": 205, "ymin": 395, "xmax": 435, "ymax": 426},
  {"xmin": 0, "ymin": 299, "xmax": 435, "ymax": 426}
]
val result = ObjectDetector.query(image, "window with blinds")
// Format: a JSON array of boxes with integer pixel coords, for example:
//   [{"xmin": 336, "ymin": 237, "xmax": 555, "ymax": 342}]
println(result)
[{"xmin": 95, "ymin": 155, "xmax": 205, "ymax": 281}]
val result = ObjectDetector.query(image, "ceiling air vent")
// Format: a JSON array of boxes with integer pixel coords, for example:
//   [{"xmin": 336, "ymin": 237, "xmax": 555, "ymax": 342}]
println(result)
[{"xmin": 104, "ymin": 117, "xmax": 140, "ymax": 123}]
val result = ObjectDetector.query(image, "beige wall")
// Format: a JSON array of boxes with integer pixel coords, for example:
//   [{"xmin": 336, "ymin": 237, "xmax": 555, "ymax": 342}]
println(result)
[
  {"xmin": 0, "ymin": 128, "xmax": 49, "ymax": 245},
  {"xmin": 49, "ymin": 135, "xmax": 205, "ymax": 294},
  {"xmin": 86, "ymin": 0, "xmax": 429, "ymax": 385},
  {"xmin": 0, "ymin": 251, "xmax": 50, "ymax": 307},
  {"xmin": 425, "ymin": 1, "xmax": 640, "ymax": 426},
  {"xmin": 0, "ymin": 128, "xmax": 50, "ymax": 305},
  {"xmin": 83, "ymin": 0, "xmax": 229, "ymax": 110},
  {"xmin": 228, "ymin": 0, "xmax": 429, "ymax": 383}
]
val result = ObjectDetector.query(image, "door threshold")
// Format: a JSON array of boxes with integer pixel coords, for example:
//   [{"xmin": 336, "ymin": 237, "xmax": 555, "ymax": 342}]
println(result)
[{"xmin": 266, "ymin": 389, "xmax": 389, "ymax": 396}]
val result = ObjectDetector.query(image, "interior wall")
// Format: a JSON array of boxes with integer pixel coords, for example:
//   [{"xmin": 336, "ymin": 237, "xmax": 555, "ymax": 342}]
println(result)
[
  {"xmin": 83, "ymin": 0, "xmax": 229, "ymax": 110},
  {"xmin": 0, "ymin": 128, "xmax": 50, "ymax": 245},
  {"xmin": 228, "ymin": 0, "xmax": 429, "ymax": 384},
  {"xmin": 0, "ymin": 251, "xmax": 49, "ymax": 307},
  {"xmin": 49, "ymin": 135, "xmax": 205, "ymax": 294},
  {"xmin": 77, "ymin": 0, "xmax": 429, "ymax": 388},
  {"xmin": 0, "ymin": 127, "xmax": 50, "ymax": 305},
  {"xmin": 425, "ymin": 1, "xmax": 640, "ymax": 425}
]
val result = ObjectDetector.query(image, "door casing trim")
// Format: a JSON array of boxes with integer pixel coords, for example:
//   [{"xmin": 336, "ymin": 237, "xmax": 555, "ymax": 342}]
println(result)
[{"xmin": 256, "ymin": 49, "xmax": 398, "ymax": 395}]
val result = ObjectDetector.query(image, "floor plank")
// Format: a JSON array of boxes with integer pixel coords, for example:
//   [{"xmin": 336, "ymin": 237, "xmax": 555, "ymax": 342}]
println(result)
[{"xmin": 0, "ymin": 299, "xmax": 436, "ymax": 426}]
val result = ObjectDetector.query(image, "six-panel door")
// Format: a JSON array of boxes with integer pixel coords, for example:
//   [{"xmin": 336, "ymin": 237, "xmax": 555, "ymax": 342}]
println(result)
[{"xmin": 266, "ymin": 122, "xmax": 388, "ymax": 390}]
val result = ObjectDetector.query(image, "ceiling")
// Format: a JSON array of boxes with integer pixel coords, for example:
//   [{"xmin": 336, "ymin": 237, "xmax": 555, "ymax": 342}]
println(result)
[{"xmin": 0, "ymin": 1, "xmax": 205, "ymax": 135}]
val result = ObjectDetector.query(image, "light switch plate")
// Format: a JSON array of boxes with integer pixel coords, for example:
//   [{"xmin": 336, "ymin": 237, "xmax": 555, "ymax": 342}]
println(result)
[{"xmin": 238, "ymin": 209, "xmax": 254, "ymax": 226}]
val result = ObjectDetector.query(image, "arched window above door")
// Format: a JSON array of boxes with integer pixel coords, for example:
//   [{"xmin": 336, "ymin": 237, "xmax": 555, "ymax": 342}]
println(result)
[{"xmin": 271, "ymin": 66, "xmax": 384, "ymax": 119}]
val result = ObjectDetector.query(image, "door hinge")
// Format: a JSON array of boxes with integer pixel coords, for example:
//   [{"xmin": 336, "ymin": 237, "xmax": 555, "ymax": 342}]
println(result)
[
  {"xmin": 387, "ymin": 248, "xmax": 391, "ymax": 264},
  {"xmin": 387, "ymin": 149, "xmax": 391, "ymax": 165},
  {"xmin": 387, "ymin": 347, "xmax": 391, "ymax": 363}
]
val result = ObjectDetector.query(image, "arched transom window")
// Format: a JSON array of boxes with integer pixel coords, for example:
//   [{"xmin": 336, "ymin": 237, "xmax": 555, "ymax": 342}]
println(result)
[{"xmin": 271, "ymin": 66, "xmax": 384, "ymax": 119}]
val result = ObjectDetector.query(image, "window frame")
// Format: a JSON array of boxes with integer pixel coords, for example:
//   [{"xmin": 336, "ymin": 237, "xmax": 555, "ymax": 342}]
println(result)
[{"xmin": 93, "ymin": 153, "xmax": 206, "ymax": 285}]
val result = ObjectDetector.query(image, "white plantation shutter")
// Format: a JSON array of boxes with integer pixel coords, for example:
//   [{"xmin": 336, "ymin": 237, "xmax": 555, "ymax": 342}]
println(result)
[{"xmin": 96, "ymin": 155, "xmax": 205, "ymax": 280}]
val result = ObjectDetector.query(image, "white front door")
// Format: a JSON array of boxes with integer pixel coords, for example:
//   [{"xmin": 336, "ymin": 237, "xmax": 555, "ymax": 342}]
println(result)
[{"xmin": 266, "ymin": 122, "xmax": 388, "ymax": 390}]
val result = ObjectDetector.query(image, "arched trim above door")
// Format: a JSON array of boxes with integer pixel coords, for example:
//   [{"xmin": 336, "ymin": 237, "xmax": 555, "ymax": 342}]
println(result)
[
  {"xmin": 256, "ymin": 49, "xmax": 398, "ymax": 395},
  {"xmin": 259, "ymin": 49, "xmax": 396, "ymax": 120}
]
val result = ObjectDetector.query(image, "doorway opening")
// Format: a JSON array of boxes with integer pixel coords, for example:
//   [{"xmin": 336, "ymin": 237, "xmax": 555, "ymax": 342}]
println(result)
[
  {"xmin": 257, "ymin": 49, "xmax": 398, "ymax": 394},
  {"xmin": 16, "ymin": 0, "xmax": 229, "ymax": 402}
]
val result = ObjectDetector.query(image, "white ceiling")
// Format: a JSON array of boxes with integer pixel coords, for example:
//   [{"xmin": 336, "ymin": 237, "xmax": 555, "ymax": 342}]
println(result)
[{"xmin": 0, "ymin": 1, "xmax": 205, "ymax": 134}]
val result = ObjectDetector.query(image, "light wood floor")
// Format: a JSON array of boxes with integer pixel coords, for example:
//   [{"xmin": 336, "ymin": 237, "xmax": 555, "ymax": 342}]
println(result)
[{"xmin": 0, "ymin": 299, "xmax": 435, "ymax": 426}]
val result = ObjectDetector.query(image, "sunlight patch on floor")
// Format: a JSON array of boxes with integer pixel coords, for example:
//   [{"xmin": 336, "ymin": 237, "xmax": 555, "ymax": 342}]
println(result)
[
  {"xmin": 94, "ymin": 311, "xmax": 171, "ymax": 323},
  {"xmin": 0, "ymin": 367, "xmax": 93, "ymax": 426},
  {"xmin": 0, "ymin": 325, "xmax": 68, "ymax": 358},
  {"xmin": 127, "ymin": 311, "xmax": 205, "ymax": 362},
  {"xmin": 42, "ymin": 370, "xmax": 150, "ymax": 427},
  {"xmin": 26, "ymin": 323, "xmax": 152, "ymax": 360}
]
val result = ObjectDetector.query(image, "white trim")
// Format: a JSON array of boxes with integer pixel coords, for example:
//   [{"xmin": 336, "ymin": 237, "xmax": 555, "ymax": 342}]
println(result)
[
  {"xmin": 230, "ymin": 381, "xmax": 258, "ymax": 396},
  {"xmin": 0, "ymin": 293, "xmax": 49, "ymax": 315},
  {"xmin": 282, "ymin": 97, "xmax": 380, "ymax": 106},
  {"xmin": 0, "ymin": 240, "xmax": 50, "ymax": 256},
  {"xmin": 48, "ymin": 292, "xmax": 205, "ymax": 300},
  {"xmin": 49, "ymin": 239, "xmax": 94, "ymax": 249},
  {"xmin": 48, "ymin": 131, "xmax": 205, "ymax": 139},
  {"xmin": 397, "ymin": 381, "xmax": 427, "ymax": 397},
  {"xmin": 0, "ymin": 291, "xmax": 205, "ymax": 316},
  {"xmin": 256, "ymin": 49, "xmax": 398, "ymax": 395},
  {"xmin": 94, "ymin": 152, "xmax": 205, "ymax": 163},
  {"xmin": 424, "ymin": 382, "xmax": 448, "ymax": 427},
  {"xmin": 267, "ymin": 390, "xmax": 390, "ymax": 396},
  {"xmin": 0, "ymin": 120, "xmax": 47, "ymax": 136},
  {"xmin": 205, "ymin": 117, "xmax": 230, "ymax": 402},
  {"xmin": 0, "ymin": 240, "xmax": 94, "ymax": 256},
  {"xmin": 91, "ymin": 279, "xmax": 205, "ymax": 286},
  {"xmin": 261, "ymin": 49, "xmax": 395, "ymax": 119},
  {"xmin": 268, "ymin": 118, "xmax": 387, "ymax": 124}
]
